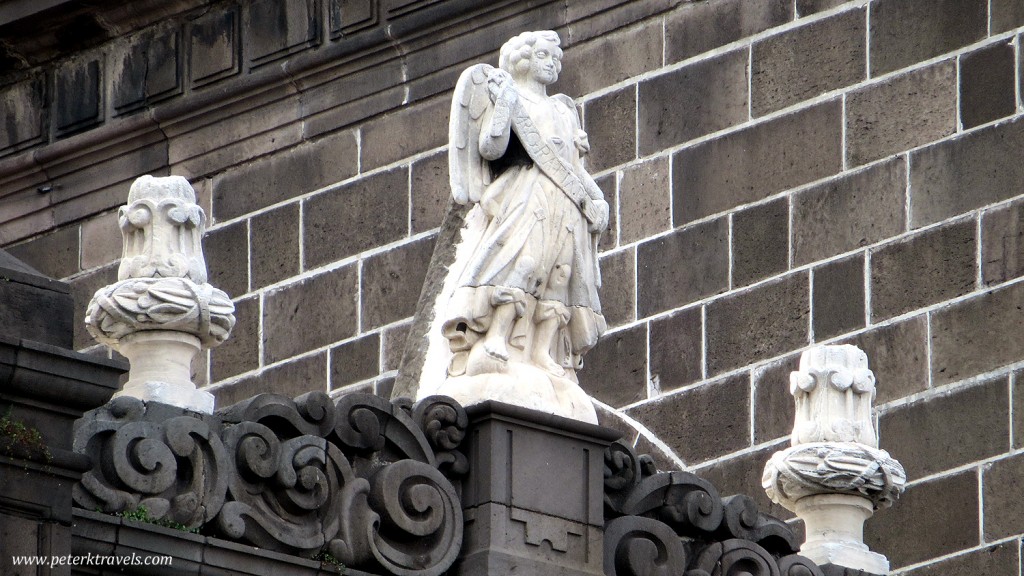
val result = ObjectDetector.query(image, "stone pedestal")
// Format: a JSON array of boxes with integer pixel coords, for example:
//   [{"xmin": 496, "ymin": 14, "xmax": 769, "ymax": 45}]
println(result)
[
  {"xmin": 116, "ymin": 331, "xmax": 212, "ymax": 412},
  {"xmin": 797, "ymin": 494, "xmax": 889, "ymax": 575},
  {"xmin": 454, "ymin": 401, "xmax": 620, "ymax": 575}
]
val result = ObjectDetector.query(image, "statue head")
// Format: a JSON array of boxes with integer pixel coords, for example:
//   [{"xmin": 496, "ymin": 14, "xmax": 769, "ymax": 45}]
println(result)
[{"xmin": 499, "ymin": 30, "xmax": 562, "ymax": 85}]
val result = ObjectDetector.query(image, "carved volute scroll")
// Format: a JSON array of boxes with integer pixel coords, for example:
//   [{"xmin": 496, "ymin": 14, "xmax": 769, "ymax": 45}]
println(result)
[{"xmin": 84, "ymin": 175, "xmax": 235, "ymax": 413}]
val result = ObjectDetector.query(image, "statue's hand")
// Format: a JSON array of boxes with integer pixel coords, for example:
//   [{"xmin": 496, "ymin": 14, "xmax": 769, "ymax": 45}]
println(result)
[
  {"xmin": 574, "ymin": 130, "xmax": 591, "ymax": 154},
  {"xmin": 583, "ymin": 198, "xmax": 609, "ymax": 233},
  {"xmin": 488, "ymin": 69, "xmax": 515, "ymax": 105}
]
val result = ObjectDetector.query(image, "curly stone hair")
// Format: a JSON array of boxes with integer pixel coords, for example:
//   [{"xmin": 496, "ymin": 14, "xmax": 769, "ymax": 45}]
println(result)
[{"xmin": 498, "ymin": 30, "xmax": 563, "ymax": 75}]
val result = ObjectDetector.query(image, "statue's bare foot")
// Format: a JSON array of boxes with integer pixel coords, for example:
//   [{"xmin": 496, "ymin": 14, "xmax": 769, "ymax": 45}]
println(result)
[
  {"xmin": 483, "ymin": 338, "xmax": 510, "ymax": 362},
  {"xmin": 466, "ymin": 341, "xmax": 509, "ymax": 376},
  {"xmin": 534, "ymin": 353, "xmax": 566, "ymax": 377}
]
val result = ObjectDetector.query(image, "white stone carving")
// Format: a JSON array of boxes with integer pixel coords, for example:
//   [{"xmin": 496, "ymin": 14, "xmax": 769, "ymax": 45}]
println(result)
[
  {"xmin": 85, "ymin": 175, "xmax": 235, "ymax": 413},
  {"xmin": 763, "ymin": 345, "xmax": 906, "ymax": 574},
  {"xmin": 423, "ymin": 30, "xmax": 608, "ymax": 423}
]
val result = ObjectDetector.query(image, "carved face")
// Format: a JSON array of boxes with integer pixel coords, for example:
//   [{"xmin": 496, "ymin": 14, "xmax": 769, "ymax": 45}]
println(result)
[{"xmin": 527, "ymin": 38, "xmax": 561, "ymax": 85}]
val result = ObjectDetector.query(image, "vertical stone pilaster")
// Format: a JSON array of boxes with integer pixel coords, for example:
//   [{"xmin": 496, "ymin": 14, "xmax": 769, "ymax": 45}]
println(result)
[{"xmin": 454, "ymin": 401, "xmax": 620, "ymax": 575}]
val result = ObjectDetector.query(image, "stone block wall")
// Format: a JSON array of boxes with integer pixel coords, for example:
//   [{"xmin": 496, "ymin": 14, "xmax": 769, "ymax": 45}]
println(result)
[{"xmin": 3, "ymin": 0, "xmax": 1024, "ymax": 573}]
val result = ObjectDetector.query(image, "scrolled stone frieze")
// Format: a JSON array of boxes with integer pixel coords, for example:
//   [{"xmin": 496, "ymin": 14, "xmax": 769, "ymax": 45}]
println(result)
[
  {"xmin": 72, "ymin": 392, "xmax": 466, "ymax": 576},
  {"xmin": 603, "ymin": 516, "xmax": 688, "ymax": 576}
]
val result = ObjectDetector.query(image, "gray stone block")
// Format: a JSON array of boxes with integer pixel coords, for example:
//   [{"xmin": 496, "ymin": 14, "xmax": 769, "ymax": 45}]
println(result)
[
  {"xmin": 360, "ymin": 235, "xmax": 434, "ymax": 330},
  {"xmin": 637, "ymin": 217, "xmax": 729, "ymax": 317},
  {"xmin": 981, "ymin": 197, "xmax": 1024, "ymax": 286},
  {"xmin": 329, "ymin": 333, "xmax": 380, "ymax": 390},
  {"xmin": 557, "ymin": 20, "xmax": 662, "ymax": 97},
  {"xmin": 247, "ymin": 0, "xmax": 319, "ymax": 66},
  {"xmin": 596, "ymin": 172, "xmax": 618, "ymax": 250},
  {"xmin": 846, "ymin": 60, "xmax": 956, "ymax": 167},
  {"xmin": 262, "ymin": 265, "xmax": 358, "ymax": 363},
  {"xmin": 597, "ymin": 248, "xmax": 635, "ymax": 328},
  {"xmin": 910, "ymin": 116, "xmax": 1024, "ymax": 228},
  {"xmin": 55, "ymin": 57, "xmax": 102, "ymax": 135},
  {"xmin": 812, "ymin": 252, "xmax": 865, "ymax": 341},
  {"xmin": 992, "ymin": 0, "xmax": 1024, "ymax": 33},
  {"xmin": 411, "ymin": 151, "xmax": 450, "ymax": 234},
  {"xmin": 665, "ymin": 0, "xmax": 793, "ymax": 63},
  {"xmin": 210, "ymin": 295, "xmax": 259, "ymax": 382},
  {"xmin": 869, "ymin": 0, "xmax": 986, "ymax": 76},
  {"xmin": 649, "ymin": 306, "xmax": 702, "ymax": 393},
  {"xmin": 69, "ymin": 263, "xmax": 118, "ymax": 350},
  {"xmin": 732, "ymin": 197, "xmax": 789, "ymax": 287},
  {"xmin": 250, "ymin": 203, "xmax": 300, "ymax": 289},
  {"xmin": 381, "ymin": 322, "xmax": 411, "ymax": 372},
  {"xmin": 983, "ymin": 452, "xmax": 1024, "ymax": 541},
  {"xmin": 791, "ymin": 157, "xmax": 906, "ymax": 266},
  {"xmin": 899, "ymin": 542, "xmax": 1018, "ymax": 576},
  {"xmin": 80, "ymin": 211, "xmax": 122, "ymax": 271},
  {"xmin": 865, "ymin": 472, "xmax": 978, "ymax": 569},
  {"xmin": 638, "ymin": 48, "xmax": 749, "ymax": 155},
  {"xmin": 0, "ymin": 262, "xmax": 74, "ymax": 349},
  {"xmin": 691, "ymin": 440, "xmax": 793, "ymax": 520},
  {"xmin": 303, "ymin": 167, "xmax": 408, "ymax": 269},
  {"xmin": 869, "ymin": 218, "xmax": 975, "ymax": 321},
  {"xmin": 583, "ymin": 87, "xmax": 635, "ymax": 173},
  {"xmin": 189, "ymin": 5, "xmax": 240, "ymax": 86},
  {"xmin": 879, "ymin": 376, "xmax": 1008, "ymax": 479},
  {"xmin": 112, "ymin": 27, "xmax": 181, "ymax": 114},
  {"xmin": 796, "ymin": 0, "xmax": 849, "ymax": 16},
  {"xmin": 960, "ymin": 41, "xmax": 1017, "ymax": 130},
  {"xmin": 706, "ymin": 272, "xmax": 809, "ymax": 376},
  {"xmin": 618, "ymin": 156, "xmax": 671, "ymax": 245},
  {"xmin": 840, "ymin": 315, "xmax": 928, "ymax": 405},
  {"xmin": 360, "ymin": 97, "xmax": 449, "ymax": 171},
  {"xmin": 930, "ymin": 282, "xmax": 1024, "ymax": 386},
  {"xmin": 751, "ymin": 9, "xmax": 865, "ymax": 117},
  {"xmin": 212, "ymin": 352, "xmax": 327, "ymax": 407},
  {"xmin": 0, "ymin": 77, "xmax": 46, "ymax": 154},
  {"xmin": 626, "ymin": 374, "xmax": 750, "ymax": 464},
  {"xmin": 674, "ymin": 100, "xmax": 841, "ymax": 225},
  {"xmin": 578, "ymin": 323, "xmax": 647, "ymax": 408},
  {"xmin": 205, "ymin": 220, "xmax": 249, "ymax": 298},
  {"xmin": 752, "ymin": 354, "xmax": 800, "ymax": 444},
  {"xmin": 6, "ymin": 225, "xmax": 80, "ymax": 280}
]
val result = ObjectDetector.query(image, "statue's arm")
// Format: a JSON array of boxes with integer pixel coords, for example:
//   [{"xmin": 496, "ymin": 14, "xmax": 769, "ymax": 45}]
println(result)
[{"xmin": 478, "ymin": 72, "xmax": 515, "ymax": 160}]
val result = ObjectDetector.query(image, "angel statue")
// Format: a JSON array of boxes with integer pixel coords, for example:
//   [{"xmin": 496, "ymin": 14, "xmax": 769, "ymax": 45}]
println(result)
[{"xmin": 431, "ymin": 30, "xmax": 609, "ymax": 423}]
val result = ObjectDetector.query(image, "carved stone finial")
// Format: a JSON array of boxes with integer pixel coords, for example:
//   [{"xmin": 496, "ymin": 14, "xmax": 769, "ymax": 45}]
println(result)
[
  {"xmin": 85, "ymin": 175, "xmax": 235, "ymax": 413},
  {"xmin": 763, "ymin": 345, "xmax": 906, "ymax": 575},
  {"xmin": 411, "ymin": 30, "xmax": 608, "ymax": 423}
]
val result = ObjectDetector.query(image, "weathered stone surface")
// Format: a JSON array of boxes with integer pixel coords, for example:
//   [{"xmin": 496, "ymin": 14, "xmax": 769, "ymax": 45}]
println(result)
[
  {"xmin": 869, "ymin": 0, "xmax": 986, "ymax": 76},
  {"xmin": 598, "ymin": 248, "xmax": 635, "ymax": 328},
  {"xmin": 751, "ymin": 9, "xmax": 865, "ymax": 117},
  {"xmin": 901, "ymin": 542, "xmax": 1018, "ymax": 576},
  {"xmin": 189, "ymin": 4, "xmax": 239, "ymax": 86},
  {"xmin": 557, "ymin": 19, "xmax": 662, "ymax": 97},
  {"xmin": 792, "ymin": 157, "xmax": 906, "ymax": 266},
  {"xmin": 210, "ymin": 295, "xmax": 259, "ymax": 382},
  {"xmin": 638, "ymin": 48, "xmax": 749, "ymax": 155},
  {"xmin": 648, "ymin": 306, "xmax": 702, "ymax": 393},
  {"xmin": 250, "ymin": 203, "xmax": 300, "ymax": 289},
  {"xmin": 626, "ymin": 374, "xmax": 750, "ymax": 464},
  {"xmin": 262, "ymin": 265, "xmax": 358, "ymax": 363},
  {"xmin": 360, "ymin": 97, "xmax": 448, "ymax": 171},
  {"xmin": 596, "ymin": 172, "xmax": 618, "ymax": 250},
  {"xmin": 584, "ymin": 87, "xmax": 635, "ymax": 173},
  {"xmin": 247, "ymin": 0, "xmax": 319, "ymax": 65},
  {"xmin": 880, "ymin": 376, "xmax": 1008, "ymax": 479},
  {"xmin": 70, "ymin": 264, "xmax": 119, "ymax": 350},
  {"xmin": 869, "ymin": 219, "xmax": 975, "ymax": 321},
  {"xmin": 212, "ymin": 353, "xmax": 327, "ymax": 406},
  {"xmin": 55, "ymin": 57, "xmax": 102, "ymax": 135},
  {"xmin": 846, "ymin": 61, "xmax": 956, "ymax": 167},
  {"xmin": 0, "ymin": 77, "xmax": 46, "ymax": 155},
  {"xmin": 992, "ymin": 0, "xmax": 1024, "ymax": 33},
  {"xmin": 213, "ymin": 130, "xmax": 358, "ymax": 221},
  {"xmin": 910, "ymin": 117, "xmax": 1024, "ymax": 228},
  {"xmin": 382, "ymin": 322, "xmax": 412, "ymax": 372},
  {"xmin": 706, "ymin": 272, "xmax": 809, "ymax": 376},
  {"xmin": 865, "ymin": 472, "xmax": 978, "ymax": 569},
  {"xmin": 5, "ymin": 225, "xmax": 80, "ymax": 280},
  {"xmin": 637, "ymin": 217, "xmax": 729, "ymax": 317},
  {"xmin": 618, "ymin": 156, "xmax": 671, "ymax": 245},
  {"xmin": 80, "ymin": 211, "xmax": 122, "ymax": 271},
  {"xmin": 204, "ymin": 220, "xmax": 248, "ymax": 298},
  {"xmin": 983, "ymin": 452, "xmax": 1024, "ymax": 541},
  {"xmin": 693, "ymin": 440, "xmax": 793, "ymax": 520},
  {"xmin": 752, "ymin": 354, "xmax": 800, "ymax": 444},
  {"xmin": 411, "ymin": 151, "xmax": 450, "ymax": 233},
  {"xmin": 578, "ymin": 323, "xmax": 647, "ymax": 408},
  {"xmin": 841, "ymin": 315, "xmax": 928, "ymax": 405},
  {"xmin": 112, "ymin": 27, "xmax": 181, "ymax": 113},
  {"xmin": 330, "ymin": 333, "xmax": 380, "ymax": 390},
  {"xmin": 674, "ymin": 100, "xmax": 842, "ymax": 225},
  {"xmin": 664, "ymin": 0, "xmax": 793, "ymax": 63},
  {"xmin": 982, "ymin": 197, "xmax": 1024, "ymax": 286},
  {"xmin": 931, "ymin": 282, "xmax": 1024, "ymax": 386},
  {"xmin": 303, "ymin": 167, "xmax": 408, "ymax": 269},
  {"xmin": 360, "ymin": 235, "xmax": 434, "ymax": 330},
  {"xmin": 796, "ymin": 0, "xmax": 848, "ymax": 15},
  {"xmin": 960, "ymin": 41, "xmax": 1016, "ymax": 130},
  {"xmin": 732, "ymin": 197, "xmax": 789, "ymax": 288},
  {"xmin": 812, "ymin": 253, "xmax": 865, "ymax": 341}
]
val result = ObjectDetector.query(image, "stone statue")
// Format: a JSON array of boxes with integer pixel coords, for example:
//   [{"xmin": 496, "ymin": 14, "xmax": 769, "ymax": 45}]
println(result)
[
  {"xmin": 85, "ymin": 175, "xmax": 235, "ymax": 413},
  {"xmin": 430, "ymin": 30, "xmax": 608, "ymax": 422}
]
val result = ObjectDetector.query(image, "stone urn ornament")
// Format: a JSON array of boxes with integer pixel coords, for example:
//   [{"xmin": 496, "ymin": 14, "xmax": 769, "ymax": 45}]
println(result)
[
  {"xmin": 419, "ymin": 30, "xmax": 609, "ymax": 423},
  {"xmin": 85, "ymin": 175, "xmax": 235, "ymax": 413}
]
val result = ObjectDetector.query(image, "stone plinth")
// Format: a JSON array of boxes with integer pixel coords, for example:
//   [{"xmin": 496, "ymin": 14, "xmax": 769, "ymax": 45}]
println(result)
[{"xmin": 454, "ymin": 401, "xmax": 620, "ymax": 575}]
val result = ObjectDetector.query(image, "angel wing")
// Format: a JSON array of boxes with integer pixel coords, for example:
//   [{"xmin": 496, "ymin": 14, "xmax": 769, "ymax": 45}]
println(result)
[{"xmin": 449, "ymin": 63, "xmax": 495, "ymax": 205}]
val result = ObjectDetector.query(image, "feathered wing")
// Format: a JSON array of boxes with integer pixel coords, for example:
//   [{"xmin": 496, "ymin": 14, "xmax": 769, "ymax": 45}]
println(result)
[{"xmin": 449, "ymin": 63, "xmax": 494, "ymax": 205}]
